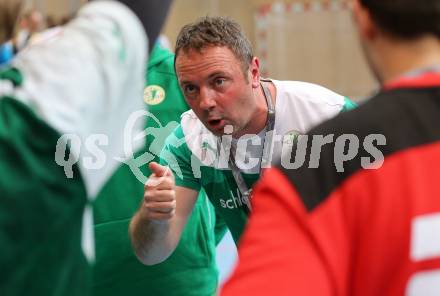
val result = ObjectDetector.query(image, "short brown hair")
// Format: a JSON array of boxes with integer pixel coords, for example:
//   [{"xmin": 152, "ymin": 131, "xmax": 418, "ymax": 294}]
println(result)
[
  {"xmin": 175, "ymin": 16, "xmax": 254, "ymax": 73},
  {"xmin": 0, "ymin": 0, "xmax": 23, "ymax": 44}
]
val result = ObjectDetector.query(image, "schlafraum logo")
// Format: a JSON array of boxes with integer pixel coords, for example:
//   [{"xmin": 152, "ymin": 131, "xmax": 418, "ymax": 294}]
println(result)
[{"xmin": 220, "ymin": 188, "xmax": 252, "ymax": 210}]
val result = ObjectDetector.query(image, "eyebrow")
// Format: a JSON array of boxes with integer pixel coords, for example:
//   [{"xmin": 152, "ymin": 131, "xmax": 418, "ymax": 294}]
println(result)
[
  {"xmin": 179, "ymin": 71, "xmax": 229, "ymax": 86},
  {"xmin": 208, "ymin": 71, "xmax": 227, "ymax": 79},
  {"xmin": 179, "ymin": 80, "xmax": 192, "ymax": 86}
]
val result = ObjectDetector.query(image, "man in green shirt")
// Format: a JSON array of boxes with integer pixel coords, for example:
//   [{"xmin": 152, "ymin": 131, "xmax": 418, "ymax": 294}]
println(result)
[
  {"xmin": 93, "ymin": 43, "xmax": 226, "ymax": 296},
  {"xmin": 0, "ymin": 1, "xmax": 172, "ymax": 295},
  {"xmin": 129, "ymin": 16, "xmax": 356, "ymax": 265}
]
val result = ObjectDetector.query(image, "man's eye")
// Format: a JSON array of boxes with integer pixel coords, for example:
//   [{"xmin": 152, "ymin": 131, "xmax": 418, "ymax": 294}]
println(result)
[
  {"xmin": 215, "ymin": 78, "xmax": 225, "ymax": 86},
  {"xmin": 185, "ymin": 85, "xmax": 197, "ymax": 94}
]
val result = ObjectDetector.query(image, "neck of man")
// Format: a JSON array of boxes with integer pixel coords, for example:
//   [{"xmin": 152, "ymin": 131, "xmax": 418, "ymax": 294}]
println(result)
[
  {"xmin": 233, "ymin": 81, "xmax": 276, "ymax": 139},
  {"xmin": 374, "ymin": 35, "xmax": 440, "ymax": 84}
]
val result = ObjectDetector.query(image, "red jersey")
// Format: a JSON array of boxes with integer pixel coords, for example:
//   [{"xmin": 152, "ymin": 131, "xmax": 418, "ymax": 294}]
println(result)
[{"xmin": 221, "ymin": 73, "xmax": 440, "ymax": 296}]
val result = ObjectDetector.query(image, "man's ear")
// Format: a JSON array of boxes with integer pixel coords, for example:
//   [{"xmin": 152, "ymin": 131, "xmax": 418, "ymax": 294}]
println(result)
[
  {"xmin": 249, "ymin": 57, "xmax": 260, "ymax": 88},
  {"xmin": 352, "ymin": 0, "xmax": 378, "ymax": 41}
]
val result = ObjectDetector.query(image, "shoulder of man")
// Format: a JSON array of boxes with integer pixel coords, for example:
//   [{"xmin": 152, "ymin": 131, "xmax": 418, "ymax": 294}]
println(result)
[
  {"xmin": 275, "ymin": 80, "xmax": 347, "ymax": 107},
  {"xmin": 272, "ymin": 79, "xmax": 354, "ymax": 134},
  {"xmin": 275, "ymin": 92, "xmax": 386, "ymax": 211},
  {"xmin": 162, "ymin": 110, "xmax": 219, "ymax": 167}
]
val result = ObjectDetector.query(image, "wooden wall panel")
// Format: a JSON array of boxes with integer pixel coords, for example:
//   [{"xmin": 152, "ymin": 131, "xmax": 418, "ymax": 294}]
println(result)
[
  {"xmin": 35, "ymin": 0, "xmax": 376, "ymax": 99},
  {"xmin": 255, "ymin": 2, "xmax": 376, "ymax": 99}
]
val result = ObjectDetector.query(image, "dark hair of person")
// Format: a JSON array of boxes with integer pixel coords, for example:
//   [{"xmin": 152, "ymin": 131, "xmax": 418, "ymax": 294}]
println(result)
[{"xmin": 360, "ymin": 0, "xmax": 440, "ymax": 39}]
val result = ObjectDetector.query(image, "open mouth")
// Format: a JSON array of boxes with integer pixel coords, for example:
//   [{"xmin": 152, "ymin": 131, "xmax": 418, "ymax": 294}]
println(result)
[
  {"xmin": 209, "ymin": 119, "xmax": 222, "ymax": 126},
  {"xmin": 208, "ymin": 118, "xmax": 225, "ymax": 130}
]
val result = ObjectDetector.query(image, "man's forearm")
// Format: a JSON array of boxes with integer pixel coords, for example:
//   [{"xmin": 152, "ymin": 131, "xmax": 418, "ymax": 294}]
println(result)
[
  {"xmin": 130, "ymin": 164, "xmax": 198, "ymax": 265},
  {"xmin": 129, "ymin": 211, "xmax": 177, "ymax": 265}
]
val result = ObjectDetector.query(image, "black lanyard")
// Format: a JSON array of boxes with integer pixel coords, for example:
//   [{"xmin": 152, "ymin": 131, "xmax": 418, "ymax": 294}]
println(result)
[{"xmin": 222, "ymin": 79, "xmax": 276, "ymax": 214}]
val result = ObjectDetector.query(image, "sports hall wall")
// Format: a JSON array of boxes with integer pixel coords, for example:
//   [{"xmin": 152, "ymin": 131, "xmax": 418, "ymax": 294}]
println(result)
[
  {"xmin": 32, "ymin": 0, "xmax": 376, "ymax": 100},
  {"xmin": 163, "ymin": 0, "xmax": 376, "ymax": 100}
]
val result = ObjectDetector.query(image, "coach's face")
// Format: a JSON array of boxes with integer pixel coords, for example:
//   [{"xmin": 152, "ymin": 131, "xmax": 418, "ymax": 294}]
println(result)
[{"xmin": 175, "ymin": 45, "xmax": 262, "ymax": 138}]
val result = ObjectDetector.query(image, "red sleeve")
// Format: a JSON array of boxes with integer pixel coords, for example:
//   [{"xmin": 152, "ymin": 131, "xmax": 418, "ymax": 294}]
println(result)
[{"xmin": 220, "ymin": 168, "xmax": 335, "ymax": 296}]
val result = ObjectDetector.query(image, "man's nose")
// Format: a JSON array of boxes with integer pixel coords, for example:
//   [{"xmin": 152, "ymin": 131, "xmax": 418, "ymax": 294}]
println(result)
[{"xmin": 199, "ymin": 87, "xmax": 216, "ymax": 111}]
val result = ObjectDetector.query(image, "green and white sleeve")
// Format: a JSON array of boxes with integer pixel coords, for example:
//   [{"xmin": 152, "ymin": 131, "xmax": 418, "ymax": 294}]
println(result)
[{"xmin": 160, "ymin": 125, "xmax": 202, "ymax": 192}]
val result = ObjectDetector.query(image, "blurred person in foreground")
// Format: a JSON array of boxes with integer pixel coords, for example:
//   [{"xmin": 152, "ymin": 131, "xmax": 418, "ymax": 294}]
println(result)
[
  {"xmin": 14, "ymin": 9, "xmax": 47, "ymax": 51},
  {"xmin": 92, "ymin": 42, "xmax": 227, "ymax": 296},
  {"xmin": 0, "ymin": 0, "xmax": 172, "ymax": 295},
  {"xmin": 0, "ymin": 0, "xmax": 21, "ymax": 66},
  {"xmin": 0, "ymin": 8, "xmax": 47, "ymax": 66},
  {"xmin": 129, "ymin": 16, "xmax": 356, "ymax": 266},
  {"xmin": 221, "ymin": 0, "xmax": 440, "ymax": 295}
]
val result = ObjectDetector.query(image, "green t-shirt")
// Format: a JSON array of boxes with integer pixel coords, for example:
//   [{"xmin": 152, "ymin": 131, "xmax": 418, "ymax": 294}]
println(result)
[
  {"xmin": 92, "ymin": 44, "xmax": 225, "ymax": 296},
  {"xmin": 160, "ymin": 80, "xmax": 357, "ymax": 243},
  {"xmin": 1, "ymin": 4, "xmax": 151, "ymax": 294},
  {"xmin": 0, "ymin": 69, "xmax": 91, "ymax": 296},
  {"xmin": 160, "ymin": 125, "xmax": 256, "ymax": 243}
]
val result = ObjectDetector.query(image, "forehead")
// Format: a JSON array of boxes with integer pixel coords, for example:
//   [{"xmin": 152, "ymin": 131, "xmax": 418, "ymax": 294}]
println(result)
[{"xmin": 175, "ymin": 46, "xmax": 242, "ymax": 80}]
